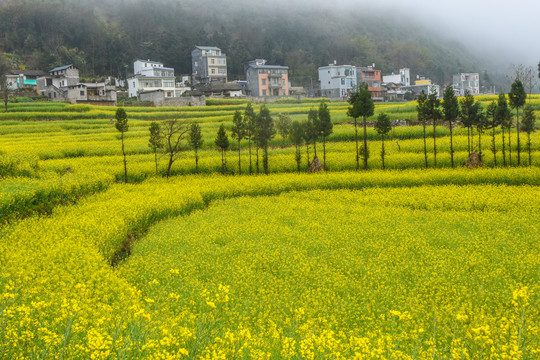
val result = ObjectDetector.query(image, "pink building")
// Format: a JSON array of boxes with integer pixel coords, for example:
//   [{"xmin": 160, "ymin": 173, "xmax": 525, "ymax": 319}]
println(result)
[{"xmin": 245, "ymin": 59, "xmax": 289, "ymax": 97}]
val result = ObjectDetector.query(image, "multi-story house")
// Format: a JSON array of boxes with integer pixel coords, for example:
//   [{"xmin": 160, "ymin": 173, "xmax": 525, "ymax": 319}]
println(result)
[
  {"xmin": 245, "ymin": 59, "xmax": 289, "ymax": 97},
  {"xmin": 128, "ymin": 59, "xmax": 177, "ymax": 98},
  {"xmin": 191, "ymin": 46, "xmax": 228, "ymax": 83},
  {"xmin": 402, "ymin": 77, "xmax": 441, "ymax": 98},
  {"xmin": 453, "ymin": 73, "xmax": 480, "ymax": 96},
  {"xmin": 382, "ymin": 68, "xmax": 410, "ymax": 87},
  {"xmin": 318, "ymin": 64, "xmax": 357, "ymax": 98},
  {"xmin": 36, "ymin": 65, "xmax": 116, "ymax": 104},
  {"xmin": 357, "ymin": 65, "xmax": 382, "ymax": 100}
]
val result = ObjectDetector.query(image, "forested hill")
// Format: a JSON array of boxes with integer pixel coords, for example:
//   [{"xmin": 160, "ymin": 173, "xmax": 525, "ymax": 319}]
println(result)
[{"xmin": 0, "ymin": 0, "xmax": 488, "ymax": 86}]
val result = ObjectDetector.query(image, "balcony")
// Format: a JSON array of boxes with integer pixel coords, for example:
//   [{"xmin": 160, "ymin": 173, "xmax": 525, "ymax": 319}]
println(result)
[
  {"xmin": 269, "ymin": 73, "xmax": 282, "ymax": 78},
  {"xmin": 269, "ymin": 83, "xmax": 283, "ymax": 88}
]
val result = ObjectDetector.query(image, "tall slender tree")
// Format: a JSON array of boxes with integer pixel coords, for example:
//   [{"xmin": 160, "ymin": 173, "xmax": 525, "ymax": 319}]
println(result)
[
  {"xmin": 485, "ymin": 101, "xmax": 499, "ymax": 167},
  {"xmin": 442, "ymin": 86, "xmax": 460, "ymax": 168},
  {"xmin": 244, "ymin": 103, "xmax": 256, "ymax": 174},
  {"xmin": 0, "ymin": 54, "xmax": 10, "ymax": 113},
  {"xmin": 302, "ymin": 119, "xmax": 313, "ymax": 168},
  {"xmin": 275, "ymin": 113, "xmax": 292, "ymax": 148},
  {"xmin": 307, "ymin": 109, "xmax": 319, "ymax": 158},
  {"xmin": 114, "ymin": 108, "xmax": 129, "ymax": 183},
  {"xmin": 476, "ymin": 107, "xmax": 487, "ymax": 162},
  {"xmin": 188, "ymin": 123, "xmax": 204, "ymax": 173},
  {"xmin": 416, "ymin": 90, "xmax": 429, "ymax": 168},
  {"xmin": 215, "ymin": 124, "xmax": 229, "ymax": 174},
  {"xmin": 494, "ymin": 93, "xmax": 512, "ymax": 167},
  {"xmin": 253, "ymin": 105, "xmax": 275, "ymax": 175},
  {"xmin": 460, "ymin": 91, "xmax": 477, "ymax": 156},
  {"xmin": 426, "ymin": 90, "xmax": 442, "ymax": 167},
  {"xmin": 289, "ymin": 120, "xmax": 304, "ymax": 172},
  {"xmin": 374, "ymin": 113, "xmax": 392, "ymax": 170},
  {"xmin": 148, "ymin": 121, "xmax": 163, "ymax": 175},
  {"xmin": 348, "ymin": 84, "xmax": 374, "ymax": 170},
  {"xmin": 317, "ymin": 101, "xmax": 333, "ymax": 170},
  {"xmin": 231, "ymin": 110, "xmax": 246, "ymax": 175},
  {"xmin": 508, "ymin": 79, "xmax": 527, "ymax": 165},
  {"xmin": 521, "ymin": 104, "xmax": 536, "ymax": 166}
]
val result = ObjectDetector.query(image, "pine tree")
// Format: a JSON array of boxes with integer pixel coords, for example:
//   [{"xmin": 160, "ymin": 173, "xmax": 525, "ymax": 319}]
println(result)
[
  {"xmin": 253, "ymin": 105, "xmax": 275, "ymax": 175},
  {"xmin": 215, "ymin": 124, "xmax": 229, "ymax": 174},
  {"xmin": 442, "ymin": 86, "xmax": 460, "ymax": 168},
  {"xmin": 114, "ymin": 108, "xmax": 129, "ymax": 183},
  {"xmin": 188, "ymin": 123, "xmax": 203, "ymax": 173},
  {"xmin": 426, "ymin": 90, "xmax": 442, "ymax": 167},
  {"xmin": 317, "ymin": 101, "xmax": 333, "ymax": 170},
  {"xmin": 231, "ymin": 110, "xmax": 246, "ymax": 175},
  {"xmin": 460, "ymin": 91, "xmax": 476, "ymax": 157},
  {"xmin": 289, "ymin": 120, "xmax": 304, "ymax": 172},
  {"xmin": 148, "ymin": 121, "xmax": 163, "ymax": 175},
  {"xmin": 244, "ymin": 103, "xmax": 256, "ymax": 174},
  {"xmin": 348, "ymin": 83, "xmax": 374, "ymax": 170},
  {"xmin": 374, "ymin": 113, "xmax": 392, "ymax": 170},
  {"xmin": 495, "ymin": 93, "xmax": 512, "ymax": 167},
  {"xmin": 508, "ymin": 79, "xmax": 527, "ymax": 165}
]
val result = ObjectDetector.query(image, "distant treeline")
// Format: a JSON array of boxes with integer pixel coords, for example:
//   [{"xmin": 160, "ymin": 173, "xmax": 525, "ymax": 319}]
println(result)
[{"xmin": 0, "ymin": 0, "xmax": 486, "ymax": 86}]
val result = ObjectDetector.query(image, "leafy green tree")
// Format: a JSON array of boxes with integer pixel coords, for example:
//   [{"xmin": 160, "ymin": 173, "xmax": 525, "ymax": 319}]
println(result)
[
  {"xmin": 485, "ymin": 101, "xmax": 500, "ymax": 166},
  {"xmin": 426, "ymin": 90, "xmax": 442, "ymax": 167},
  {"xmin": 244, "ymin": 103, "xmax": 256, "ymax": 174},
  {"xmin": 416, "ymin": 90, "xmax": 429, "ymax": 168},
  {"xmin": 494, "ymin": 93, "xmax": 512, "ymax": 167},
  {"xmin": 275, "ymin": 113, "xmax": 292, "ymax": 148},
  {"xmin": 374, "ymin": 113, "xmax": 392, "ymax": 170},
  {"xmin": 114, "ymin": 108, "xmax": 129, "ymax": 183},
  {"xmin": 289, "ymin": 120, "xmax": 304, "ymax": 172},
  {"xmin": 163, "ymin": 119, "xmax": 189, "ymax": 178},
  {"xmin": 188, "ymin": 123, "xmax": 204, "ymax": 173},
  {"xmin": 148, "ymin": 122, "xmax": 163, "ymax": 175},
  {"xmin": 521, "ymin": 105, "xmax": 536, "ymax": 166},
  {"xmin": 253, "ymin": 105, "xmax": 275, "ymax": 175},
  {"xmin": 348, "ymin": 83, "xmax": 374, "ymax": 170},
  {"xmin": 508, "ymin": 79, "xmax": 527, "ymax": 165},
  {"xmin": 215, "ymin": 124, "xmax": 229, "ymax": 174},
  {"xmin": 231, "ymin": 110, "xmax": 246, "ymax": 175},
  {"xmin": 317, "ymin": 101, "xmax": 333, "ymax": 170},
  {"xmin": 302, "ymin": 119, "xmax": 314, "ymax": 168},
  {"xmin": 442, "ymin": 86, "xmax": 460, "ymax": 167},
  {"xmin": 307, "ymin": 109, "xmax": 319, "ymax": 158},
  {"xmin": 475, "ymin": 107, "xmax": 487, "ymax": 162},
  {"xmin": 459, "ymin": 91, "xmax": 482, "ymax": 157}
]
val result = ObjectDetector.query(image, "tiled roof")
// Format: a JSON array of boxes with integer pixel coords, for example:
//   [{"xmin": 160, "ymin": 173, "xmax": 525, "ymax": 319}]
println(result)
[{"xmin": 49, "ymin": 64, "xmax": 73, "ymax": 72}]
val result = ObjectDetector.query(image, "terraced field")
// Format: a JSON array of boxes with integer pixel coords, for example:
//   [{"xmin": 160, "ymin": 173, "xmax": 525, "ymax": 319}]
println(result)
[{"xmin": 0, "ymin": 97, "xmax": 539, "ymax": 359}]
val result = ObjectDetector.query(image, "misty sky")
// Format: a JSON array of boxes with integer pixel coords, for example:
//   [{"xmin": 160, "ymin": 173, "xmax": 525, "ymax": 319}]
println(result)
[{"xmin": 326, "ymin": 0, "xmax": 540, "ymax": 66}]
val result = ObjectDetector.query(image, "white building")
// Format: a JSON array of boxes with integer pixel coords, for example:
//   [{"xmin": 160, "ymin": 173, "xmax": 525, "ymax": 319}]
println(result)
[
  {"xmin": 453, "ymin": 73, "xmax": 480, "ymax": 96},
  {"xmin": 318, "ymin": 64, "xmax": 357, "ymax": 98},
  {"xmin": 383, "ymin": 68, "xmax": 410, "ymax": 86},
  {"xmin": 128, "ymin": 60, "xmax": 178, "ymax": 98}
]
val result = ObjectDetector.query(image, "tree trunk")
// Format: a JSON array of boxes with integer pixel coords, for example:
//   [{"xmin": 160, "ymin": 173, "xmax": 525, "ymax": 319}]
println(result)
[
  {"xmin": 221, "ymin": 149, "xmax": 225, "ymax": 174},
  {"xmin": 467, "ymin": 127, "xmax": 471, "ymax": 156},
  {"xmin": 381, "ymin": 135, "xmax": 385, "ymax": 170},
  {"xmin": 313, "ymin": 139, "xmax": 317, "ymax": 158},
  {"xmin": 256, "ymin": 147, "xmax": 259, "ymax": 174},
  {"xmin": 248, "ymin": 138, "xmax": 252, "ymax": 174},
  {"xmin": 306, "ymin": 143, "xmax": 310, "ymax": 168},
  {"xmin": 363, "ymin": 116, "xmax": 368, "ymax": 170},
  {"xmin": 502, "ymin": 127, "xmax": 506, "ymax": 167},
  {"xmin": 491, "ymin": 127, "xmax": 497, "ymax": 167},
  {"xmin": 516, "ymin": 108, "xmax": 521, "ymax": 166},
  {"xmin": 423, "ymin": 123, "xmax": 428, "ymax": 169},
  {"xmin": 121, "ymin": 133, "xmax": 128, "ymax": 183},
  {"xmin": 478, "ymin": 130, "xmax": 482, "ymax": 162},
  {"xmin": 449, "ymin": 121, "xmax": 454, "ymax": 168},
  {"xmin": 528, "ymin": 133, "xmax": 532, "ymax": 166},
  {"xmin": 263, "ymin": 146, "xmax": 269, "ymax": 175},
  {"xmin": 433, "ymin": 122, "xmax": 437, "ymax": 168},
  {"xmin": 508, "ymin": 126, "xmax": 512, "ymax": 166},
  {"xmin": 238, "ymin": 140, "xmax": 241, "ymax": 175},
  {"xmin": 323, "ymin": 136, "xmax": 327, "ymax": 170},
  {"xmin": 154, "ymin": 149, "xmax": 158, "ymax": 175},
  {"xmin": 354, "ymin": 117, "xmax": 359, "ymax": 171},
  {"xmin": 166, "ymin": 153, "xmax": 173, "ymax": 178},
  {"xmin": 195, "ymin": 148, "xmax": 199, "ymax": 173}
]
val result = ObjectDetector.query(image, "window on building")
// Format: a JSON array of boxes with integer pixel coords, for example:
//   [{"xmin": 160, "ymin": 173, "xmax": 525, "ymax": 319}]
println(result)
[
  {"xmin": 262, "ymin": 90, "xmax": 267, "ymax": 96},
  {"xmin": 211, "ymin": 69, "xmax": 215, "ymax": 74},
  {"xmin": 211, "ymin": 59, "xmax": 215, "ymax": 64},
  {"xmin": 194, "ymin": 61, "xmax": 198, "ymax": 67},
  {"xmin": 262, "ymin": 79, "xmax": 266, "ymax": 85},
  {"xmin": 167, "ymin": 92, "xmax": 172, "ymax": 97},
  {"xmin": 80, "ymin": 91, "xmax": 85, "ymax": 96},
  {"xmin": 219, "ymin": 68, "xmax": 226, "ymax": 74},
  {"xmin": 341, "ymin": 79, "xmax": 345, "ymax": 85}
]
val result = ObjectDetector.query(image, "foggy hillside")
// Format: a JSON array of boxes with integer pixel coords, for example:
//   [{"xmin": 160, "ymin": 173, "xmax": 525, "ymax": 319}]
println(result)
[{"xmin": 0, "ymin": 0, "xmax": 525, "ymax": 89}]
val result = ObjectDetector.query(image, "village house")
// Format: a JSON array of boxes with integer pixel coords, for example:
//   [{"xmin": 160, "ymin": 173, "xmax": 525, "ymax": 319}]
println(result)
[
  {"xmin": 6, "ymin": 69, "xmax": 46, "ymax": 92},
  {"xmin": 191, "ymin": 46, "xmax": 228, "ymax": 84},
  {"xmin": 36, "ymin": 65, "xmax": 117, "ymax": 105},
  {"xmin": 453, "ymin": 73, "xmax": 480, "ymax": 96},
  {"xmin": 128, "ymin": 59, "xmax": 178, "ymax": 99},
  {"xmin": 357, "ymin": 65, "xmax": 383, "ymax": 101},
  {"xmin": 402, "ymin": 76, "xmax": 441, "ymax": 98},
  {"xmin": 318, "ymin": 63, "xmax": 357, "ymax": 98},
  {"xmin": 245, "ymin": 59, "xmax": 289, "ymax": 97}
]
